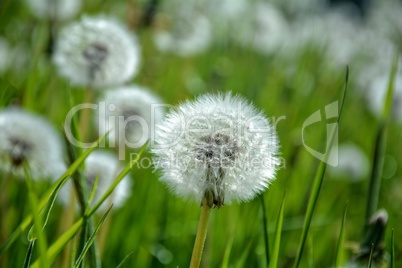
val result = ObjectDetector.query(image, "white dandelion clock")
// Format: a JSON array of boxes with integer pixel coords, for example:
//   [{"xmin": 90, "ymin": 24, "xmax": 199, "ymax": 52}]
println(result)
[
  {"xmin": 0, "ymin": 108, "xmax": 66, "ymax": 179},
  {"xmin": 328, "ymin": 143, "xmax": 369, "ymax": 181},
  {"xmin": 153, "ymin": 11, "xmax": 212, "ymax": 57},
  {"xmin": 25, "ymin": 0, "xmax": 81, "ymax": 21},
  {"xmin": 233, "ymin": 2, "xmax": 289, "ymax": 55},
  {"xmin": 58, "ymin": 150, "xmax": 132, "ymax": 212},
  {"xmin": 97, "ymin": 85, "xmax": 165, "ymax": 149},
  {"xmin": 53, "ymin": 16, "xmax": 141, "ymax": 89},
  {"xmin": 358, "ymin": 59, "xmax": 402, "ymax": 123},
  {"xmin": 152, "ymin": 92, "xmax": 280, "ymax": 207}
]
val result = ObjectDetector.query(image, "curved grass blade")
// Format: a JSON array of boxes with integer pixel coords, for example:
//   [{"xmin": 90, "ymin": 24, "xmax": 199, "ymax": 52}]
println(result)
[
  {"xmin": 87, "ymin": 174, "xmax": 100, "ymax": 209},
  {"xmin": 24, "ymin": 165, "xmax": 48, "ymax": 268},
  {"xmin": 269, "ymin": 193, "xmax": 285, "ymax": 268},
  {"xmin": 368, "ymin": 244, "xmax": 374, "ymax": 268},
  {"xmin": 294, "ymin": 67, "xmax": 349, "ymax": 268},
  {"xmin": 73, "ymin": 206, "xmax": 112, "ymax": 268},
  {"xmin": 365, "ymin": 56, "xmax": 398, "ymax": 226},
  {"xmin": 335, "ymin": 202, "xmax": 349, "ymax": 267},
  {"xmin": 390, "ymin": 229, "xmax": 395, "ymax": 268},
  {"xmin": 30, "ymin": 144, "xmax": 147, "ymax": 267},
  {"xmin": 260, "ymin": 195, "xmax": 270, "ymax": 266},
  {"xmin": 28, "ymin": 174, "xmax": 69, "ymax": 241},
  {"xmin": 234, "ymin": 241, "xmax": 253, "ymax": 268},
  {"xmin": 221, "ymin": 232, "xmax": 235, "ymax": 268},
  {"xmin": 116, "ymin": 251, "xmax": 136, "ymax": 268},
  {"xmin": 0, "ymin": 133, "xmax": 107, "ymax": 256},
  {"xmin": 22, "ymin": 240, "xmax": 35, "ymax": 268}
]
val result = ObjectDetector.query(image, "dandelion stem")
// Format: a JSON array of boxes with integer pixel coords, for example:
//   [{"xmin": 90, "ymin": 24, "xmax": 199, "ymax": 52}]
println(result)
[{"xmin": 190, "ymin": 199, "xmax": 211, "ymax": 268}]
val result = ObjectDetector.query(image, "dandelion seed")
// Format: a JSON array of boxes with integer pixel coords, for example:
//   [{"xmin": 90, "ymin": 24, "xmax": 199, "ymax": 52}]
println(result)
[
  {"xmin": 153, "ymin": 9, "xmax": 212, "ymax": 57},
  {"xmin": 53, "ymin": 16, "xmax": 141, "ymax": 88},
  {"xmin": 58, "ymin": 150, "xmax": 131, "ymax": 212},
  {"xmin": 0, "ymin": 108, "xmax": 66, "ymax": 179},
  {"xmin": 152, "ymin": 92, "xmax": 280, "ymax": 207},
  {"xmin": 98, "ymin": 85, "xmax": 165, "ymax": 148},
  {"xmin": 25, "ymin": 0, "xmax": 81, "ymax": 21}
]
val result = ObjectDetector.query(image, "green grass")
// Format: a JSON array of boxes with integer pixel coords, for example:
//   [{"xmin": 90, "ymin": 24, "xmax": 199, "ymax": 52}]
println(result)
[{"xmin": 0, "ymin": 1, "xmax": 401, "ymax": 267}]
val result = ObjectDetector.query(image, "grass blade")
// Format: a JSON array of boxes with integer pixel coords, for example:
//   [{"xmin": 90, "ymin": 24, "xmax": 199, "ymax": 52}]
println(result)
[
  {"xmin": 87, "ymin": 174, "xmax": 100, "ymax": 208},
  {"xmin": 24, "ymin": 165, "xmax": 49, "ymax": 268},
  {"xmin": 293, "ymin": 67, "xmax": 349, "ymax": 268},
  {"xmin": 28, "ymin": 174, "xmax": 69, "ymax": 241},
  {"xmin": 365, "ymin": 56, "xmax": 398, "ymax": 225},
  {"xmin": 335, "ymin": 202, "xmax": 349, "ymax": 267},
  {"xmin": 116, "ymin": 251, "xmax": 136, "ymax": 268},
  {"xmin": 29, "ymin": 144, "xmax": 147, "ymax": 267},
  {"xmin": 260, "ymin": 195, "xmax": 270, "ymax": 266},
  {"xmin": 269, "ymin": 193, "xmax": 285, "ymax": 268},
  {"xmin": 22, "ymin": 240, "xmax": 35, "ymax": 268},
  {"xmin": 73, "ymin": 205, "xmax": 112, "ymax": 268},
  {"xmin": 367, "ymin": 244, "xmax": 374, "ymax": 268},
  {"xmin": 221, "ymin": 232, "xmax": 235, "ymax": 268},
  {"xmin": 0, "ymin": 133, "xmax": 107, "ymax": 256},
  {"xmin": 390, "ymin": 229, "xmax": 395, "ymax": 268}
]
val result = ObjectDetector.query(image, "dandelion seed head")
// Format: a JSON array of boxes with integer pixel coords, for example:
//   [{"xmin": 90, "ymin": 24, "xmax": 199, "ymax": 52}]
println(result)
[
  {"xmin": 98, "ymin": 86, "xmax": 165, "ymax": 148},
  {"xmin": 234, "ymin": 2, "xmax": 289, "ymax": 55},
  {"xmin": 53, "ymin": 16, "xmax": 141, "ymax": 88},
  {"xmin": 154, "ymin": 11, "xmax": 212, "ymax": 57},
  {"xmin": 25, "ymin": 0, "xmax": 81, "ymax": 21},
  {"xmin": 0, "ymin": 108, "xmax": 66, "ymax": 179},
  {"xmin": 152, "ymin": 93, "xmax": 280, "ymax": 206},
  {"xmin": 328, "ymin": 143, "xmax": 369, "ymax": 181}
]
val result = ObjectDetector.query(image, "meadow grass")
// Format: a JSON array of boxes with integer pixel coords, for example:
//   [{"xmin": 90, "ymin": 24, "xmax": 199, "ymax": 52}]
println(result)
[{"xmin": 0, "ymin": 1, "xmax": 401, "ymax": 267}]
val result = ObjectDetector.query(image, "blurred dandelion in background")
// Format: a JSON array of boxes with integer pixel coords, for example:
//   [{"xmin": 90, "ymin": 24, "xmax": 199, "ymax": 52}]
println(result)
[
  {"xmin": 328, "ymin": 143, "xmax": 370, "ymax": 181},
  {"xmin": 58, "ymin": 150, "xmax": 131, "ymax": 212},
  {"xmin": 0, "ymin": 37, "xmax": 11, "ymax": 74},
  {"xmin": 53, "ymin": 16, "xmax": 141, "ymax": 89},
  {"xmin": 233, "ymin": 2, "xmax": 289, "ymax": 55},
  {"xmin": 153, "ymin": 6, "xmax": 212, "ymax": 57},
  {"xmin": 97, "ymin": 85, "xmax": 165, "ymax": 148},
  {"xmin": 24, "ymin": 0, "xmax": 82, "ymax": 21},
  {"xmin": 358, "ymin": 58, "xmax": 402, "ymax": 123},
  {"xmin": 152, "ymin": 92, "xmax": 280, "ymax": 207},
  {"xmin": 0, "ymin": 108, "xmax": 66, "ymax": 179}
]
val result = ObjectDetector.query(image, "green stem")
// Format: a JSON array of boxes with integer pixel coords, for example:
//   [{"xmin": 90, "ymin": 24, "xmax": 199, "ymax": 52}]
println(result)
[
  {"xmin": 190, "ymin": 200, "xmax": 211, "ymax": 268},
  {"xmin": 260, "ymin": 195, "xmax": 270, "ymax": 266}
]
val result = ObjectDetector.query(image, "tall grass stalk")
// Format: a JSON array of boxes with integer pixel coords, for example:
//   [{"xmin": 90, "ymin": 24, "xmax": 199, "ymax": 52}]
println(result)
[
  {"xmin": 260, "ymin": 195, "xmax": 270, "ymax": 266},
  {"xmin": 365, "ymin": 56, "xmax": 398, "ymax": 226},
  {"xmin": 293, "ymin": 67, "xmax": 349, "ymax": 268},
  {"xmin": 269, "ymin": 193, "xmax": 285, "ymax": 268},
  {"xmin": 335, "ymin": 202, "xmax": 348, "ymax": 267},
  {"xmin": 24, "ymin": 164, "xmax": 49, "ymax": 268}
]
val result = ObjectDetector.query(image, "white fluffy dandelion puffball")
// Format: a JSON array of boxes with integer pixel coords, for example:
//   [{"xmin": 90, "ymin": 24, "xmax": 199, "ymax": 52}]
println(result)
[
  {"xmin": 0, "ymin": 108, "xmax": 66, "ymax": 179},
  {"xmin": 98, "ymin": 85, "xmax": 165, "ymax": 148},
  {"xmin": 58, "ymin": 150, "xmax": 132, "ymax": 212},
  {"xmin": 153, "ymin": 12, "xmax": 212, "ymax": 57},
  {"xmin": 25, "ymin": 0, "xmax": 81, "ymax": 21},
  {"xmin": 152, "ymin": 93, "xmax": 280, "ymax": 207},
  {"xmin": 53, "ymin": 16, "xmax": 141, "ymax": 89}
]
